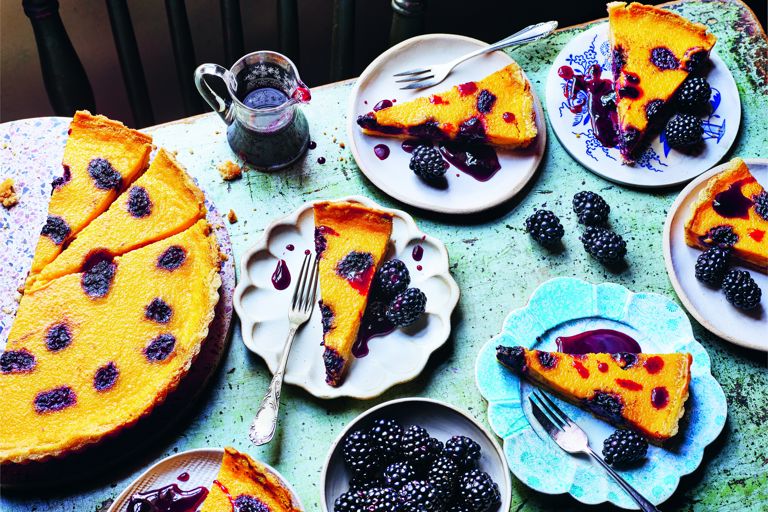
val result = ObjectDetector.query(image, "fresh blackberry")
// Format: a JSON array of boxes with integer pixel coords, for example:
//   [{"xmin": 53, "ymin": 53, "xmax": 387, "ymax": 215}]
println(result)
[
  {"xmin": 602, "ymin": 429, "xmax": 648, "ymax": 466},
  {"xmin": 754, "ymin": 191, "xmax": 768, "ymax": 221},
  {"xmin": 334, "ymin": 489, "xmax": 368, "ymax": 512},
  {"xmin": 375, "ymin": 260, "xmax": 411, "ymax": 298},
  {"xmin": 675, "ymin": 77, "xmax": 711, "ymax": 112},
  {"xmin": 383, "ymin": 461, "xmax": 417, "ymax": 490},
  {"xmin": 350, "ymin": 474, "xmax": 383, "ymax": 492},
  {"xmin": 524, "ymin": 209, "xmax": 564, "ymax": 246},
  {"xmin": 400, "ymin": 425, "xmax": 443, "ymax": 470},
  {"xmin": 580, "ymin": 226, "xmax": 627, "ymax": 264},
  {"xmin": 722, "ymin": 269, "xmax": 762, "ymax": 310},
  {"xmin": 385, "ymin": 288, "xmax": 427, "ymax": 327},
  {"xmin": 365, "ymin": 487, "xmax": 402, "ymax": 512},
  {"xmin": 703, "ymin": 225, "xmax": 739, "ymax": 247},
  {"xmin": 427, "ymin": 456, "xmax": 460, "ymax": 500},
  {"xmin": 446, "ymin": 506, "xmax": 473, "ymax": 512},
  {"xmin": 370, "ymin": 418, "xmax": 404, "ymax": 462},
  {"xmin": 398, "ymin": 480, "xmax": 443, "ymax": 511},
  {"xmin": 409, "ymin": 145, "xmax": 447, "ymax": 180},
  {"xmin": 572, "ymin": 191, "xmax": 610, "ymax": 226},
  {"xmin": 343, "ymin": 430, "xmax": 384, "ymax": 477},
  {"xmin": 694, "ymin": 246, "xmax": 731, "ymax": 287},
  {"xmin": 458, "ymin": 469, "xmax": 500, "ymax": 512},
  {"xmin": 443, "ymin": 436, "xmax": 481, "ymax": 469},
  {"xmin": 665, "ymin": 114, "xmax": 703, "ymax": 149}
]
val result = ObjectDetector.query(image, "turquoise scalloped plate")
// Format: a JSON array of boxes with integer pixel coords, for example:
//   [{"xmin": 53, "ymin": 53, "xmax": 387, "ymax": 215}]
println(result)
[{"xmin": 475, "ymin": 278, "xmax": 727, "ymax": 509}]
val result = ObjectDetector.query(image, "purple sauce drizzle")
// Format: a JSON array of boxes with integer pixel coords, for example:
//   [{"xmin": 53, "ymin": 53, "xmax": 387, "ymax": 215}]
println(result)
[
  {"xmin": 308, "ymin": 140, "xmax": 317, "ymax": 150},
  {"xmin": 559, "ymin": 64, "xmax": 620, "ymax": 148},
  {"xmin": 286, "ymin": 244, "xmax": 295, "ymax": 251},
  {"xmin": 412, "ymin": 244, "xmax": 423, "ymax": 261},
  {"xmin": 177, "ymin": 472, "xmax": 190, "ymax": 482},
  {"xmin": 353, "ymin": 304, "xmax": 396, "ymax": 358},
  {"xmin": 713, "ymin": 180, "xmax": 754, "ymax": 219},
  {"xmin": 271, "ymin": 259, "xmax": 291, "ymax": 290},
  {"xmin": 374, "ymin": 144, "xmax": 390, "ymax": 160},
  {"xmin": 438, "ymin": 143, "xmax": 501, "ymax": 182},
  {"xmin": 373, "ymin": 99, "xmax": 393, "ymax": 111},
  {"xmin": 556, "ymin": 329, "xmax": 642, "ymax": 354},
  {"xmin": 651, "ymin": 386, "xmax": 669, "ymax": 409},
  {"xmin": 126, "ymin": 483, "xmax": 208, "ymax": 512}
]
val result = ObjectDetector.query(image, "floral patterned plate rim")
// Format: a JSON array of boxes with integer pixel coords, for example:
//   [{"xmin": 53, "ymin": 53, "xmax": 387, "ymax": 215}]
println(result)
[
  {"xmin": 475, "ymin": 277, "xmax": 727, "ymax": 509},
  {"xmin": 545, "ymin": 23, "xmax": 740, "ymax": 188}
]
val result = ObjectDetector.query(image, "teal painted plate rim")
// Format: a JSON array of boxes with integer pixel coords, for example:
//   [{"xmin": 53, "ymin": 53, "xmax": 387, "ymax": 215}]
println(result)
[{"xmin": 474, "ymin": 277, "xmax": 727, "ymax": 509}]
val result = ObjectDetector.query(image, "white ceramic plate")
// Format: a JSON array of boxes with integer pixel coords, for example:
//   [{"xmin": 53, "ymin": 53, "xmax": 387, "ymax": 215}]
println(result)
[
  {"xmin": 545, "ymin": 23, "xmax": 740, "ymax": 188},
  {"xmin": 233, "ymin": 195, "xmax": 460, "ymax": 399},
  {"xmin": 663, "ymin": 159, "xmax": 767, "ymax": 351},
  {"xmin": 347, "ymin": 34, "xmax": 546, "ymax": 214},
  {"xmin": 320, "ymin": 398, "xmax": 511, "ymax": 512},
  {"xmin": 108, "ymin": 448, "xmax": 303, "ymax": 511}
]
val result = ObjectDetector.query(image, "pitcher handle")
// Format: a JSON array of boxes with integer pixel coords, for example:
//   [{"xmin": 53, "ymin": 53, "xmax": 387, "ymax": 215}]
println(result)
[{"xmin": 194, "ymin": 63, "xmax": 236, "ymax": 125}]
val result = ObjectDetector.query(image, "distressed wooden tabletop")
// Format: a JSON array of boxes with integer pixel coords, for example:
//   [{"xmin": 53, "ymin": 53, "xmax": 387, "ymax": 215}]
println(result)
[{"xmin": 2, "ymin": 0, "xmax": 766, "ymax": 510}]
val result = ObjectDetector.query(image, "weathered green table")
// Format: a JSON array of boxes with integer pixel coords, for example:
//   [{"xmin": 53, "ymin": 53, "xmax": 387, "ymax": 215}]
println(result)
[{"xmin": 2, "ymin": 0, "xmax": 766, "ymax": 510}]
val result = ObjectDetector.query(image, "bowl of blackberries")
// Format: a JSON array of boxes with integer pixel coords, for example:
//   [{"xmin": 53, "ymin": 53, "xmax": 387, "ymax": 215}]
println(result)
[{"xmin": 322, "ymin": 398, "xmax": 510, "ymax": 512}]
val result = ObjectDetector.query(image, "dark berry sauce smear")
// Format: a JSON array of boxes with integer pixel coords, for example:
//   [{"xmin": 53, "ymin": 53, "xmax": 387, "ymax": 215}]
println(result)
[
  {"xmin": 572, "ymin": 359, "xmax": 590, "ymax": 378},
  {"xmin": 651, "ymin": 386, "xmax": 669, "ymax": 409},
  {"xmin": 271, "ymin": 259, "xmax": 291, "ymax": 290},
  {"xmin": 438, "ymin": 143, "xmax": 500, "ymax": 182},
  {"xmin": 127, "ymin": 483, "xmax": 209, "ymax": 512},
  {"xmin": 556, "ymin": 329, "xmax": 641, "ymax": 355},
  {"xmin": 411, "ymin": 244, "xmax": 423, "ymax": 261},
  {"xmin": 713, "ymin": 179, "xmax": 754, "ymax": 219},
  {"xmin": 373, "ymin": 144, "xmax": 390, "ymax": 160},
  {"xmin": 373, "ymin": 99, "xmax": 393, "ymax": 111},
  {"xmin": 353, "ymin": 301, "xmax": 395, "ymax": 358},
  {"xmin": 559, "ymin": 64, "xmax": 620, "ymax": 149}
]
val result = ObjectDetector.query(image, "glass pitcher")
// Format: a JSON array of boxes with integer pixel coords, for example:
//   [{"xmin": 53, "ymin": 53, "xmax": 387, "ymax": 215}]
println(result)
[{"xmin": 194, "ymin": 51, "xmax": 310, "ymax": 171}]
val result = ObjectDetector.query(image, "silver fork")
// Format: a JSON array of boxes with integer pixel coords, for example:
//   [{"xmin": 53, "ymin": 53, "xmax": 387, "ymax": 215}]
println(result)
[
  {"xmin": 529, "ymin": 389, "xmax": 661, "ymax": 512},
  {"xmin": 394, "ymin": 21, "xmax": 558, "ymax": 90},
  {"xmin": 248, "ymin": 252, "xmax": 319, "ymax": 446}
]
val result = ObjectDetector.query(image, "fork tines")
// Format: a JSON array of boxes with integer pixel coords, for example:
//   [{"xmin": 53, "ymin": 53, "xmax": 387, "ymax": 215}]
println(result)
[{"xmin": 291, "ymin": 252, "xmax": 319, "ymax": 313}]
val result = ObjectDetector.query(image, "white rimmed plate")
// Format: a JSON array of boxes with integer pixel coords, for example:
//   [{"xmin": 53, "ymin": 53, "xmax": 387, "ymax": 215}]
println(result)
[
  {"xmin": 347, "ymin": 34, "xmax": 546, "ymax": 214},
  {"xmin": 233, "ymin": 195, "xmax": 460, "ymax": 399},
  {"xmin": 320, "ymin": 398, "xmax": 511, "ymax": 512},
  {"xmin": 663, "ymin": 158, "xmax": 767, "ymax": 351},
  {"xmin": 545, "ymin": 23, "xmax": 740, "ymax": 188},
  {"xmin": 108, "ymin": 448, "xmax": 304, "ymax": 511}
]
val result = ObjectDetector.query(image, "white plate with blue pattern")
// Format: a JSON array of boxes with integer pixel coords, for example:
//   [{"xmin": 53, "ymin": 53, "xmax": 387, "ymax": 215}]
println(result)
[
  {"xmin": 475, "ymin": 277, "xmax": 727, "ymax": 509},
  {"xmin": 545, "ymin": 23, "xmax": 740, "ymax": 188}
]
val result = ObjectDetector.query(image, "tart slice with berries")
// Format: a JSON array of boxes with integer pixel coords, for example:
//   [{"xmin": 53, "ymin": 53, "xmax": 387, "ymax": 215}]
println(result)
[
  {"xmin": 496, "ymin": 346, "xmax": 692, "ymax": 442},
  {"xmin": 26, "ymin": 111, "xmax": 153, "ymax": 288},
  {"xmin": 685, "ymin": 158, "xmax": 768, "ymax": 272},
  {"xmin": 607, "ymin": 2, "xmax": 716, "ymax": 161},
  {"xmin": 31, "ymin": 149, "xmax": 207, "ymax": 291},
  {"xmin": 357, "ymin": 62, "xmax": 537, "ymax": 148},
  {"xmin": 200, "ymin": 447, "xmax": 301, "ymax": 512},
  {"xmin": 1, "ymin": 220, "xmax": 220, "ymax": 463},
  {"xmin": 314, "ymin": 201, "xmax": 393, "ymax": 387}
]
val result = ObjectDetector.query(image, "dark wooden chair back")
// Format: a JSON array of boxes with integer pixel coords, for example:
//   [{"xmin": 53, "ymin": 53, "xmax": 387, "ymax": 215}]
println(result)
[{"xmin": 22, "ymin": 0, "xmax": 428, "ymax": 127}]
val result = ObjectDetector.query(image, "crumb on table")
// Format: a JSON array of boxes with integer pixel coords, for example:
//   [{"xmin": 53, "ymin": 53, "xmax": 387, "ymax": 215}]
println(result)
[
  {"xmin": 1, "ymin": 178, "xmax": 19, "ymax": 208},
  {"xmin": 218, "ymin": 160, "xmax": 242, "ymax": 181},
  {"xmin": 227, "ymin": 209, "xmax": 238, "ymax": 223}
]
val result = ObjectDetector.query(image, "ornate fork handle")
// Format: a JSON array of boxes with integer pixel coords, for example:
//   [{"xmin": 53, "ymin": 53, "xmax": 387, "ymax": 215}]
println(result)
[
  {"xmin": 449, "ymin": 21, "xmax": 558, "ymax": 68},
  {"xmin": 248, "ymin": 325, "xmax": 298, "ymax": 445},
  {"xmin": 587, "ymin": 447, "xmax": 661, "ymax": 512}
]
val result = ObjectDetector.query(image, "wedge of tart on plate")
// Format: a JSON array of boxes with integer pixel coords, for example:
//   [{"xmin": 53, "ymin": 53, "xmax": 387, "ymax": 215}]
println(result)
[
  {"xmin": 200, "ymin": 447, "xmax": 302, "ymax": 512},
  {"xmin": 684, "ymin": 157, "xmax": 768, "ymax": 272},
  {"xmin": 607, "ymin": 1, "xmax": 717, "ymax": 161},
  {"xmin": 496, "ymin": 346, "xmax": 692, "ymax": 443},
  {"xmin": 314, "ymin": 201, "xmax": 393, "ymax": 387},
  {"xmin": 357, "ymin": 62, "xmax": 537, "ymax": 148},
  {"xmin": 25, "ymin": 111, "xmax": 153, "ymax": 289}
]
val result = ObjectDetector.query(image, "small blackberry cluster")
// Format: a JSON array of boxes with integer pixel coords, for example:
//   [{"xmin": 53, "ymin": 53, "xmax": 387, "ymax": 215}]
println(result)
[
  {"xmin": 524, "ymin": 210, "xmax": 564, "ymax": 247},
  {"xmin": 335, "ymin": 420, "xmax": 501, "ymax": 512},
  {"xmin": 409, "ymin": 145, "xmax": 448, "ymax": 181},
  {"xmin": 663, "ymin": 76, "xmax": 713, "ymax": 150},
  {"xmin": 693, "ymin": 227, "xmax": 762, "ymax": 310},
  {"xmin": 602, "ymin": 429, "xmax": 648, "ymax": 466},
  {"xmin": 369, "ymin": 259, "xmax": 427, "ymax": 328}
]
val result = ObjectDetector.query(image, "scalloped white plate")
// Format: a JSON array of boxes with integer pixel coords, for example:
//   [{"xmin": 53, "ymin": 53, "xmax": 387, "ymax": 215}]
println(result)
[
  {"xmin": 108, "ymin": 448, "xmax": 304, "ymax": 511},
  {"xmin": 347, "ymin": 34, "xmax": 546, "ymax": 214},
  {"xmin": 233, "ymin": 195, "xmax": 460, "ymax": 399},
  {"xmin": 475, "ymin": 278, "xmax": 727, "ymax": 509},
  {"xmin": 545, "ymin": 23, "xmax": 740, "ymax": 188},
  {"xmin": 663, "ymin": 158, "xmax": 767, "ymax": 351}
]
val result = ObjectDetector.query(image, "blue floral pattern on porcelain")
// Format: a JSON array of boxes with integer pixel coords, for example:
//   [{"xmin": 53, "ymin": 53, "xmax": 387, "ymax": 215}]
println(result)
[{"xmin": 475, "ymin": 277, "xmax": 727, "ymax": 509}]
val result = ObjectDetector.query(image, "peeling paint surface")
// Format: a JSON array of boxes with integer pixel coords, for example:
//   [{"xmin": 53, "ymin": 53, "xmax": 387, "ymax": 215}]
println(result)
[{"xmin": 1, "ymin": 0, "xmax": 767, "ymax": 510}]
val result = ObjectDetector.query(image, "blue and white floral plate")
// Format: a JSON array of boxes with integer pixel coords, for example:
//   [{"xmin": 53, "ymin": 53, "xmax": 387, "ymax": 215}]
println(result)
[
  {"xmin": 545, "ymin": 23, "xmax": 740, "ymax": 188},
  {"xmin": 475, "ymin": 278, "xmax": 727, "ymax": 509}
]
